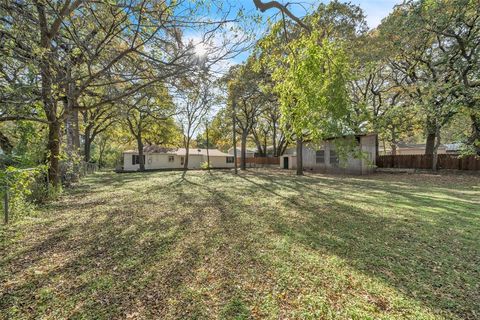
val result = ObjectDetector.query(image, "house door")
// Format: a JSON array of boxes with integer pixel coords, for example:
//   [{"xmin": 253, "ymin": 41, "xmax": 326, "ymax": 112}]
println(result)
[{"xmin": 283, "ymin": 157, "xmax": 289, "ymax": 169}]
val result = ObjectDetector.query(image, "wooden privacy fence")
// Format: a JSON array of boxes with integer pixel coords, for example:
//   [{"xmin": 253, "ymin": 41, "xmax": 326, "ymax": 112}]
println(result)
[
  {"xmin": 377, "ymin": 154, "xmax": 480, "ymax": 171},
  {"xmin": 236, "ymin": 157, "xmax": 280, "ymax": 166}
]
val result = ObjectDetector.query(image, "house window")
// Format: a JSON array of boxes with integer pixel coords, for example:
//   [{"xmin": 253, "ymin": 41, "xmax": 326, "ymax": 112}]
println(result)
[
  {"xmin": 316, "ymin": 150, "xmax": 325, "ymax": 164},
  {"xmin": 132, "ymin": 155, "xmax": 145, "ymax": 165},
  {"xmin": 226, "ymin": 156, "xmax": 234, "ymax": 163},
  {"xmin": 180, "ymin": 157, "xmax": 184, "ymax": 166},
  {"xmin": 330, "ymin": 150, "xmax": 339, "ymax": 165},
  {"xmin": 168, "ymin": 156, "xmax": 174, "ymax": 162}
]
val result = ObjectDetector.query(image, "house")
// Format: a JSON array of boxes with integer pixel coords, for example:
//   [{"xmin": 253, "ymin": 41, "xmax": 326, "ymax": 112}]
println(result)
[
  {"xmin": 394, "ymin": 143, "xmax": 447, "ymax": 155},
  {"xmin": 280, "ymin": 134, "xmax": 377, "ymax": 175},
  {"xmin": 122, "ymin": 145, "xmax": 235, "ymax": 171},
  {"xmin": 443, "ymin": 143, "xmax": 461, "ymax": 155}
]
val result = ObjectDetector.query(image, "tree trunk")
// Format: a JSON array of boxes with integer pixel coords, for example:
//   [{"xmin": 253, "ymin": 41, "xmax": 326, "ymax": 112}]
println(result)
[
  {"xmin": 425, "ymin": 117, "xmax": 436, "ymax": 155},
  {"xmin": 278, "ymin": 137, "xmax": 288, "ymax": 156},
  {"xmin": 38, "ymin": 4, "xmax": 61, "ymax": 188},
  {"xmin": 469, "ymin": 113, "xmax": 480, "ymax": 155},
  {"xmin": 263, "ymin": 134, "xmax": 268, "ymax": 157},
  {"xmin": 84, "ymin": 129, "xmax": 92, "ymax": 163},
  {"xmin": 98, "ymin": 138, "xmax": 107, "ymax": 168},
  {"xmin": 272, "ymin": 125, "xmax": 277, "ymax": 157},
  {"xmin": 432, "ymin": 126, "xmax": 441, "ymax": 171},
  {"xmin": 240, "ymin": 131, "xmax": 247, "ymax": 170},
  {"xmin": 64, "ymin": 67, "xmax": 80, "ymax": 184},
  {"xmin": 232, "ymin": 99, "xmax": 238, "ymax": 174},
  {"xmin": 390, "ymin": 127, "xmax": 398, "ymax": 156},
  {"xmin": 0, "ymin": 131, "xmax": 13, "ymax": 155},
  {"xmin": 137, "ymin": 135, "xmax": 145, "ymax": 171},
  {"xmin": 391, "ymin": 144, "xmax": 397, "ymax": 156},
  {"xmin": 47, "ymin": 120, "xmax": 61, "ymax": 187},
  {"xmin": 183, "ymin": 138, "xmax": 190, "ymax": 170},
  {"xmin": 296, "ymin": 137, "xmax": 303, "ymax": 176},
  {"xmin": 206, "ymin": 123, "xmax": 210, "ymax": 169}
]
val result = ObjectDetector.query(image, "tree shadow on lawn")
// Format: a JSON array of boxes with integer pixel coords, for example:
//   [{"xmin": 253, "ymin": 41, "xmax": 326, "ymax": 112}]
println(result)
[
  {"xmin": 2, "ymin": 170, "xmax": 479, "ymax": 319},
  {"xmin": 0, "ymin": 172, "xmax": 272, "ymax": 319},
  {"xmin": 235, "ymin": 170, "xmax": 480, "ymax": 319},
  {"xmin": 66, "ymin": 171, "xmax": 175, "ymax": 196}
]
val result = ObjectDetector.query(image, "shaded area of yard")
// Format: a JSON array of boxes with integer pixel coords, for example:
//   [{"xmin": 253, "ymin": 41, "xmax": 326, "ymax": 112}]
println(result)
[{"xmin": 1, "ymin": 170, "xmax": 479, "ymax": 319}]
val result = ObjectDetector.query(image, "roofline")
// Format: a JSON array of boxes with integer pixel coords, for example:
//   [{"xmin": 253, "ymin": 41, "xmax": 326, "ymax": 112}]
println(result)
[{"xmin": 324, "ymin": 133, "xmax": 377, "ymax": 141}]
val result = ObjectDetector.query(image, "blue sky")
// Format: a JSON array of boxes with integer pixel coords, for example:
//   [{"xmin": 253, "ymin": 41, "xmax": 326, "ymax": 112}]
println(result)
[
  {"xmin": 230, "ymin": 0, "xmax": 402, "ymax": 64},
  {"xmin": 183, "ymin": 1, "xmax": 402, "ymax": 69},
  {"xmin": 238, "ymin": 0, "xmax": 401, "ymax": 29}
]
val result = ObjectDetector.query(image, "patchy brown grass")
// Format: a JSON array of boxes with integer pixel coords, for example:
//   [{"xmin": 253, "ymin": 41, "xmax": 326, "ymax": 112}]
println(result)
[{"xmin": 1, "ymin": 169, "xmax": 479, "ymax": 319}]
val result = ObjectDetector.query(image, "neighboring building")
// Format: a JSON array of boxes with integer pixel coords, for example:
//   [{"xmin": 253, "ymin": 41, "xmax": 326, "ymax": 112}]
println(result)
[
  {"xmin": 444, "ymin": 143, "xmax": 461, "ymax": 155},
  {"xmin": 227, "ymin": 147, "xmax": 256, "ymax": 158},
  {"xmin": 122, "ymin": 146, "xmax": 235, "ymax": 171},
  {"xmin": 280, "ymin": 134, "xmax": 377, "ymax": 175},
  {"xmin": 394, "ymin": 143, "xmax": 447, "ymax": 155},
  {"xmin": 388, "ymin": 142, "xmax": 462, "ymax": 155}
]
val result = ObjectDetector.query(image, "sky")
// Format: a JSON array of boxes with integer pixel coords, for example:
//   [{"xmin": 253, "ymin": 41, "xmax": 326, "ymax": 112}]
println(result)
[
  {"xmin": 183, "ymin": 1, "xmax": 403, "ymax": 72},
  {"xmin": 239, "ymin": 0, "xmax": 402, "ymax": 29},
  {"xmin": 229, "ymin": 0, "xmax": 403, "ymax": 64}
]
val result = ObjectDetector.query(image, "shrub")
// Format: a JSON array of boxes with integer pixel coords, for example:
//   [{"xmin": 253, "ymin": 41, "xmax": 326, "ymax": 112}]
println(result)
[
  {"xmin": 0, "ymin": 165, "xmax": 48, "ymax": 221},
  {"xmin": 200, "ymin": 161, "xmax": 211, "ymax": 170}
]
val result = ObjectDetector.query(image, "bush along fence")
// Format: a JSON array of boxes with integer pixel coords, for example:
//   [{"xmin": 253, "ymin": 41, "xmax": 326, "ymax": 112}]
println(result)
[
  {"xmin": 1, "ymin": 161, "xmax": 98, "ymax": 225},
  {"xmin": 1, "ymin": 166, "xmax": 46, "ymax": 224},
  {"xmin": 377, "ymin": 154, "xmax": 480, "ymax": 171}
]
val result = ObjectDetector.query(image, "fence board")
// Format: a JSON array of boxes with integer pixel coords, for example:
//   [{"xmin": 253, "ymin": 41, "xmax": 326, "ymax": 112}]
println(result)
[{"xmin": 377, "ymin": 154, "xmax": 480, "ymax": 171}]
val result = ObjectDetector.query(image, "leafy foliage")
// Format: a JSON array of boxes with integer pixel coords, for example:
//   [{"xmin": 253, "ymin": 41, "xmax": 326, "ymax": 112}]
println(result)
[{"xmin": 273, "ymin": 33, "xmax": 351, "ymax": 141}]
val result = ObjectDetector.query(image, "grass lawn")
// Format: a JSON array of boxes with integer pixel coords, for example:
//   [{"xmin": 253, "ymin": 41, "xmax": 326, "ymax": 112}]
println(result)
[{"xmin": 1, "ymin": 169, "xmax": 479, "ymax": 319}]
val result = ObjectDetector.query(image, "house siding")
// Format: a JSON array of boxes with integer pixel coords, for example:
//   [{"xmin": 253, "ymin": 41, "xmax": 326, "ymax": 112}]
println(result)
[
  {"xmin": 122, "ymin": 152, "xmax": 234, "ymax": 171},
  {"xmin": 280, "ymin": 135, "xmax": 377, "ymax": 175}
]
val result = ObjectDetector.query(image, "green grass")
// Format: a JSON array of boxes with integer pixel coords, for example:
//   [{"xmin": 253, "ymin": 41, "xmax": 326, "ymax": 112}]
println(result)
[{"xmin": 1, "ymin": 169, "xmax": 479, "ymax": 319}]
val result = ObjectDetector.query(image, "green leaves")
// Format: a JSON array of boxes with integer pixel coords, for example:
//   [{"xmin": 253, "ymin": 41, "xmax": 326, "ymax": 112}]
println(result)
[{"xmin": 273, "ymin": 32, "xmax": 351, "ymax": 141}]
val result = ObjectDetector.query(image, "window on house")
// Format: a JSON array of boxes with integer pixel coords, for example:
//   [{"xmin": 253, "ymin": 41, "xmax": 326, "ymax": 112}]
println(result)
[
  {"xmin": 168, "ymin": 156, "xmax": 174, "ymax": 162},
  {"xmin": 180, "ymin": 157, "xmax": 184, "ymax": 166},
  {"xmin": 316, "ymin": 150, "xmax": 325, "ymax": 164},
  {"xmin": 226, "ymin": 156, "xmax": 234, "ymax": 163},
  {"xmin": 132, "ymin": 155, "xmax": 145, "ymax": 165},
  {"xmin": 330, "ymin": 150, "xmax": 339, "ymax": 165}
]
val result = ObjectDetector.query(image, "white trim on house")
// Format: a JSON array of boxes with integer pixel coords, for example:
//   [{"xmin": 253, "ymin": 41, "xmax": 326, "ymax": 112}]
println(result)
[{"xmin": 122, "ymin": 147, "xmax": 235, "ymax": 171}]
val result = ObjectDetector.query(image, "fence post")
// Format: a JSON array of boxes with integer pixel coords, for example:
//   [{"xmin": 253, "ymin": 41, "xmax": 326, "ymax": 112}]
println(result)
[{"xmin": 4, "ymin": 185, "xmax": 9, "ymax": 224}]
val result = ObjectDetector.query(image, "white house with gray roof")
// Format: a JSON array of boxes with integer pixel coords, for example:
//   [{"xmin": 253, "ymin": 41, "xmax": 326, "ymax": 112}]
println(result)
[{"xmin": 122, "ymin": 146, "xmax": 235, "ymax": 171}]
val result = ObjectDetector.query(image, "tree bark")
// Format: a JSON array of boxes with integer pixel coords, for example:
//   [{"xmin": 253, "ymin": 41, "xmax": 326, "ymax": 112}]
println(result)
[
  {"xmin": 84, "ymin": 129, "xmax": 92, "ymax": 162},
  {"xmin": 240, "ymin": 131, "xmax": 247, "ymax": 170},
  {"xmin": 232, "ymin": 99, "xmax": 238, "ymax": 174},
  {"xmin": 206, "ymin": 123, "xmax": 210, "ymax": 169},
  {"xmin": 272, "ymin": 125, "xmax": 277, "ymax": 157},
  {"xmin": 469, "ymin": 113, "xmax": 480, "ymax": 155},
  {"xmin": 98, "ymin": 138, "xmax": 107, "ymax": 168},
  {"xmin": 432, "ymin": 125, "xmax": 441, "ymax": 171},
  {"xmin": 263, "ymin": 134, "xmax": 268, "ymax": 157},
  {"xmin": 296, "ymin": 137, "xmax": 303, "ymax": 176},
  {"xmin": 137, "ymin": 134, "xmax": 145, "ymax": 171},
  {"xmin": 183, "ymin": 138, "xmax": 190, "ymax": 170},
  {"xmin": 47, "ymin": 120, "xmax": 61, "ymax": 187},
  {"xmin": 390, "ymin": 144, "xmax": 397, "ymax": 156},
  {"xmin": 425, "ymin": 133, "xmax": 436, "ymax": 155},
  {"xmin": 0, "ymin": 131, "xmax": 13, "ymax": 155},
  {"xmin": 425, "ymin": 118, "xmax": 436, "ymax": 155}
]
